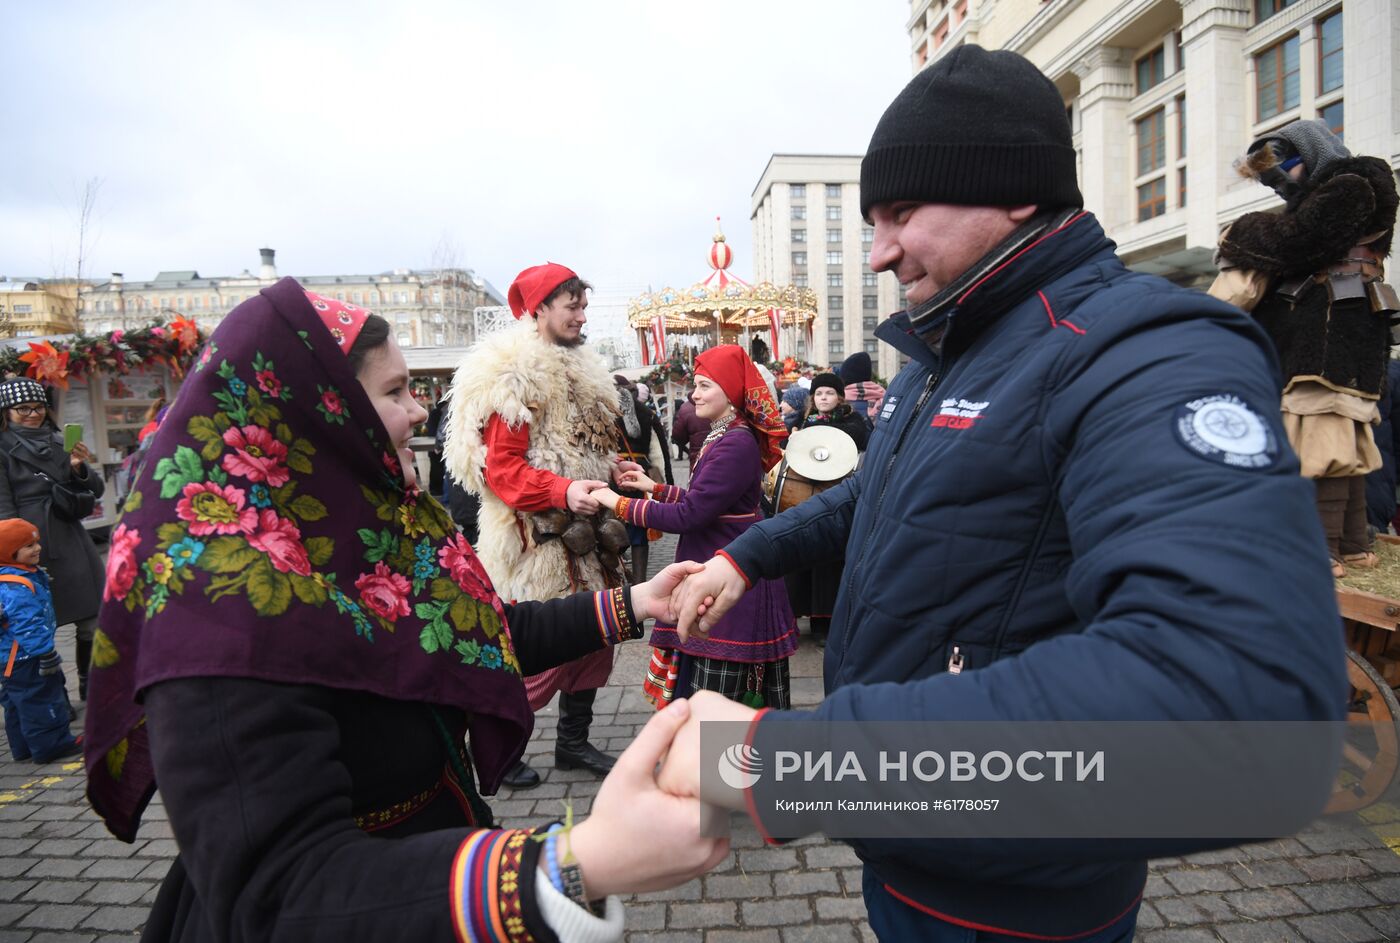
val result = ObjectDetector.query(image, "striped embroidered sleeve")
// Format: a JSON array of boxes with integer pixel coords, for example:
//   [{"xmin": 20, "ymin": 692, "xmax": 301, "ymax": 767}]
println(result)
[
  {"xmin": 450, "ymin": 828, "xmax": 547, "ymax": 942},
  {"xmin": 592, "ymin": 586, "xmax": 642, "ymax": 647},
  {"xmin": 652, "ymin": 482, "xmax": 684, "ymax": 503}
]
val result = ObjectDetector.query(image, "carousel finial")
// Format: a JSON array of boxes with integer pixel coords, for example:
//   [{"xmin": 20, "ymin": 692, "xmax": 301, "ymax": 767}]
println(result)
[{"xmin": 708, "ymin": 216, "xmax": 733, "ymax": 271}]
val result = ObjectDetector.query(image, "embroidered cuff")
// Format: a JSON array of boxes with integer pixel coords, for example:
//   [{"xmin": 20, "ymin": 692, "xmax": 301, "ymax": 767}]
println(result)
[
  {"xmin": 653, "ymin": 483, "xmax": 683, "ymax": 503},
  {"xmin": 450, "ymin": 828, "xmax": 541, "ymax": 942},
  {"xmin": 594, "ymin": 586, "xmax": 641, "ymax": 646},
  {"xmin": 614, "ymin": 496, "xmax": 640, "ymax": 526}
]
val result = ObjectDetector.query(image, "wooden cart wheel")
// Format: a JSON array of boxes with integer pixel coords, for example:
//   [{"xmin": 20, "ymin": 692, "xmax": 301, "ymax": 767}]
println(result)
[{"xmin": 1326, "ymin": 649, "xmax": 1400, "ymax": 814}]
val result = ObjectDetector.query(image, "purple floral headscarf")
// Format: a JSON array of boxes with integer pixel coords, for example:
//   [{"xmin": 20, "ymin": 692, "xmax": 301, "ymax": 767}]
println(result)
[{"xmin": 84, "ymin": 277, "xmax": 532, "ymax": 842}]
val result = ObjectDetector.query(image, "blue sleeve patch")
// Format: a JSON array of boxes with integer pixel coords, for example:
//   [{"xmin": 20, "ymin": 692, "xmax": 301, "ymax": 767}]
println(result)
[{"xmin": 1173, "ymin": 394, "xmax": 1280, "ymax": 470}]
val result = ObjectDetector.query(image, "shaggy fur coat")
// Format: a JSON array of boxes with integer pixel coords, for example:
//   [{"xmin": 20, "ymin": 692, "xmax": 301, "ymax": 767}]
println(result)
[
  {"xmin": 443, "ymin": 322, "xmax": 622, "ymax": 602},
  {"xmin": 1220, "ymin": 155, "xmax": 1398, "ymax": 397}
]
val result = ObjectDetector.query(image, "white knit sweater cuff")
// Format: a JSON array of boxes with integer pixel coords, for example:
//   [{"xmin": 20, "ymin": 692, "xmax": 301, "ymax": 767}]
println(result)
[{"xmin": 535, "ymin": 865, "xmax": 625, "ymax": 943}]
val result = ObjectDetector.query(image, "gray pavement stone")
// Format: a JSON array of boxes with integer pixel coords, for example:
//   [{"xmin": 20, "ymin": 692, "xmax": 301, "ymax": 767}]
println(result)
[
  {"xmin": 772, "ymin": 872, "xmax": 838, "ymax": 896},
  {"xmin": 801, "ymin": 845, "xmax": 861, "ymax": 869},
  {"xmin": 79, "ymin": 882, "xmax": 155, "ymax": 906},
  {"xmin": 1221, "ymin": 886, "xmax": 1312, "ymax": 919},
  {"xmin": 76, "ymin": 860, "xmax": 146, "ymax": 881},
  {"xmin": 23, "ymin": 861, "xmax": 85, "ymax": 879},
  {"xmin": 736, "ymin": 848, "xmax": 799, "ymax": 872},
  {"xmin": 1151, "ymin": 893, "xmax": 1234, "ymax": 925},
  {"xmin": 0, "ymin": 861, "xmax": 38, "ymax": 879},
  {"xmin": 813, "ymin": 896, "xmax": 867, "ymax": 922},
  {"xmin": 1288, "ymin": 912, "xmax": 1386, "ymax": 943},
  {"xmin": 668, "ymin": 903, "xmax": 737, "ymax": 929},
  {"xmin": 20, "ymin": 882, "xmax": 94, "ymax": 905},
  {"xmin": 78, "ymin": 906, "xmax": 147, "ymax": 932},
  {"xmin": 1160, "ymin": 868, "xmax": 1243, "ymax": 894},
  {"xmin": 1140, "ymin": 929, "xmax": 1221, "ymax": 942},
  {"xmin": 1291, "ymin": 881, "xmax": 1381, "ymax": 912},
  {"xmin": 1216, "ymin": 920, "xmax": 1307, "ymax": 943},
  {"xmin": 1225, "ymin": 859, "xmax": 1309, "ymax": 888},
  {"xmin": 1360, "ymin": 905, "xmax": 1400, "ymax": 936},
  {"xmin": 1296, "ymin": 853, "xmax": 1377, "ymax": 882},
  {"xmin": 628, "ymin": 934, "xmax": 702, "ymax": 943},
  {"xmin": 740, "ymin": 899, "xmax": 813, "ymax": 927},
  {"xmin": 625, "ymin": 902, "xmax": 667, "ymax": 931},
  {"xmin": 704, "ymin": 874, "xmax": 772, "ymax": 899},
  {"xmin": 17, "ymin": 906, "xmax": 96, "ymax": 930},
  {"xmin": 781, "ymin": 927, "xmax": 857, "ymax": 943},
  {"xmin": 704, "ymin": 932, "xmax": 779, "ymax": 943}
]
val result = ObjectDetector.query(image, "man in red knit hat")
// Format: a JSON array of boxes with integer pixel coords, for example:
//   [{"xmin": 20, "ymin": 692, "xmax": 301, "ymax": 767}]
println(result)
[{"xmin": 444, "ymin": 263, "xmax": 634, "ymax": 787}]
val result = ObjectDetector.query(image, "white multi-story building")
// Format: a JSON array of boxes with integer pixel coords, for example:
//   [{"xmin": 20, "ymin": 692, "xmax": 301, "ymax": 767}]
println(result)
[
  {"xmin": 751, "ymin": 155, "xmax": 904, "ymax": 379},
  {"xmin": 905, "ymin": 0, "xmax": 1397, "ymax": 282},
  {"xmin": 78, "ymin": 248, "xmax": 505, "ymax": 347}
]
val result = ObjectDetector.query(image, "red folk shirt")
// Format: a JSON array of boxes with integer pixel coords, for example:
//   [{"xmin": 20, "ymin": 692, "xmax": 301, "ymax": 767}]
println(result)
[{"xmin": 482, "ymin": 414, "xmax": 572, "ymax": 512}]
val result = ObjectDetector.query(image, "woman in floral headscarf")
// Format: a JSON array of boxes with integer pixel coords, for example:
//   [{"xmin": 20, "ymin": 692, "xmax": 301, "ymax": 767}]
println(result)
[
  {"xmin": 83, "ymin": 278, "xmax": 725, "ymax": 942},
  {"xmin": 593, "ymin": 345, "xmax": 798, "ymax": 710}
]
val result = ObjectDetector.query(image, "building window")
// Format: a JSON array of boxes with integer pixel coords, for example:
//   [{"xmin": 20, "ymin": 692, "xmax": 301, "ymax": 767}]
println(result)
[
  {"xmin": 864, "ymin": 339, "xmax": 879, "ymax": 354},
  {"xmin": 1256, "ymin": 35, "xmax": 1300, "ymax": 120},
  {"xmin": 827, "ymin": 229, "xmax": 841, "ymax": 244},
  {"xmin": 1136, "ymin": 46, "xmax": 1165, "ymax": 94},
  {"xmin": 861, "ymin": 227, "xmax": 873, "ymax": 244},
  {"xmin": 352, "ymin": 291, "xmax": 361, "ymax": 303},
  {"xmin": 829, "ymin": 294, "xmax": 844, "ymax": 311},
  {"xmin": 792, "ymin": 206, "xmax": 807, "ymax": 221},
  {"xmin": 433, "ymin": 291, "xmax": 442, "ymax": 304},
  {"xmin": 828, "ymin": 274, "xmax": 843, "ymax": 288},
  {"xmin": 1319, "ymin": 99, "xmax": 1344, "ymax": 140},
  {"xmin": 826, "ymin": 251, "xmax": 843, "ymax": 265},
  {"xmin": 1178, "ymin": 167, "xmax": 1188, "ymax": 207},
  {"xmin": 862, "ymin": 249, "xmax": 872, "ymax": 266},
  {"xmin": 792, "ymin": 251, "xmax": 807, "ymax": 267},
  {"xmin": 1137, "ymin": 178, "xmax": 1167, "ymax": 221},
  {"xmin": 863, "ymin": 295, "xmax": 879, "ymax": 310},
  {"xmin": 829, "ymin": 339, "xmax": 844, "ymax": 357},
  {"xmin": 826, "ymin": 206, "xmax": 841, "ymax": 221},
  {"xmin": 863, "ymin": 316, "xmax": 878, "ymax": 330},
  {"xmin": 398, "ymin": 333, "xmax": 411, "ymax": 347},
  {"xmin": 1177, "ymin": 96, "xmax": 1186, "ymax": 158},
  {"xmin": 791, "ymin": 184, "xmax": 806, "ymax": 199},
  {"xmin": 829, "ymin": 317, "xmax": 844, "ymax": 332},
  {"xmin": 1255, "ymin": 0, "xmax": 1299, "ymax": 22},
  {"xmin": 1318, "ymin": 10, "xmax": 1342, "ymax": 94},
  {"xmin": 862, "ymin": 273, "xmax": 878, "ymax": 287},
  {"xmin": 13, "ymin": 304, "xmax": 31, "ymax": 314},
  {"xmin": 1136, "ymin": 109, "xmax": 1166, "ymax": 176},
  {"xmin": 193, "ymin": 296, "xmax": 202, "ymax": 308},
  {"xmin": 792, "ymin": 229, "xmax": 806, "ymax": 243},
  {"xmin": 794, "ymin": 275, "xmax": 808, "ymax": 287},
  {"xmin": 826, "ymin": 184, "xmax": 842, "ymax": 200},
  {"xmin": 1174, "ymin": 30, "xmax": 1185, "ymax": 70}
]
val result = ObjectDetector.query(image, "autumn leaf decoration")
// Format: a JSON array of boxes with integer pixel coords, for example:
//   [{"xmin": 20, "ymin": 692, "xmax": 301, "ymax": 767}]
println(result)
[{"xmin": 19, "ymin": 341, "xmax": 71, "ymax": 389}]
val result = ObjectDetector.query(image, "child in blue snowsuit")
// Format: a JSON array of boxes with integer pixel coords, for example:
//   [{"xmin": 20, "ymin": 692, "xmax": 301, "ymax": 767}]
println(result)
[{"xmin": 0, "ymin": 518, "xmax": 80, "ymax": 763}]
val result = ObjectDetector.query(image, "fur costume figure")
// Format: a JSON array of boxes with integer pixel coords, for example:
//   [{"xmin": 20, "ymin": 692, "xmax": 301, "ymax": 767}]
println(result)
[
  {"xmin": 1214, "ymin": 119, "xmax": 1400, "ymax": 575},
  {"xmin": 443, "ymin": 319, "xmax": 624, "ymax": 604}
]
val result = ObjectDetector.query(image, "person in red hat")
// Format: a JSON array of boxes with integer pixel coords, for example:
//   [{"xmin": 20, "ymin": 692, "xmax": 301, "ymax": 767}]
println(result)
[{"xmin": 444, "ymin": 263, "xmax": 637, "ymax": 788}]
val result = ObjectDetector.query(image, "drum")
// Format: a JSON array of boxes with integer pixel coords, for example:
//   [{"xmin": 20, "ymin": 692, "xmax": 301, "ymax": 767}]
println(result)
[{"xmin": 765, "ymin": 426, "xmax": 859, "ymax": 514}]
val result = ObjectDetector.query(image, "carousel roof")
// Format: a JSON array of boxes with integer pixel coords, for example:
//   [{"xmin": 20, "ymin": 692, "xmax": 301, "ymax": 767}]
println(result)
[{"xmin": 627, "ymin": 219, "xmax": 818, "ymax": 330}]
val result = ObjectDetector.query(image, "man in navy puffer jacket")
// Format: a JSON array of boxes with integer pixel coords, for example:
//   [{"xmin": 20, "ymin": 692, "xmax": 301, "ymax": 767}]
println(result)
[{"xmin": 664, "ymin": 46, "xmax": 1346, "ymax": 941}]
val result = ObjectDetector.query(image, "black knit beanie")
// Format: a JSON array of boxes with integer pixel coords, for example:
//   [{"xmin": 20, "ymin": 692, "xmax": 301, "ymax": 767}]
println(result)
[
  {"xmin": 860, "ymin": 45, "xmax": 1082, "ymax": 217},
  {"xmin": 810, "ymin": 372, "xmax": 844, "ymax": 397}
]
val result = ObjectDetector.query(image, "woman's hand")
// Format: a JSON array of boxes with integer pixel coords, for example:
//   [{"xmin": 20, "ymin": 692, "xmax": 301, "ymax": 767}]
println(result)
[
  {"xmin": 617, "ymin": 469, "xmax": 657, "ymax": 493},
  {"xmin": 590, "ymin": 486, "xmax": 622, "ymax": 513},
  {"xmin": 630, "ymin": 561, "xmax": 706, "ymax": 622},
  {"xmin": 567, "ymin": 699, "xmax": 730, "ymax": 898},
  {"xmin": 69, "ymin": 442, "xmax": 92, "ymax": 470}
]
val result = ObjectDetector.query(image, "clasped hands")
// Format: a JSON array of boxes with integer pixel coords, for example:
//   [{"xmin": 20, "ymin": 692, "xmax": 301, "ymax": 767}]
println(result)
[{"xmin": 574, "ymin": 555, "xmax": 759, "ymax": 898}]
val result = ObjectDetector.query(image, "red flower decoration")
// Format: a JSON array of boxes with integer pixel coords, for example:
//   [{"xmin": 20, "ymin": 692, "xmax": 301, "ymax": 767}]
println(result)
[
  {"xmin": 169, "ymin": 316, "xmax": 200, "ymax": 353},
  {"xmin": 247, "ymin": 510, "xmax": 310, "ymax": 576},
  {"xmin": 355, "ymin": 561, "xmax": 412, "ymax": 622},
  {"xmin": 104, "ymin": 524, "xmax": 142, "ymax": 602},
  {"xmin": 222, "ymin": 424, "xmax": 291, "ymax": 486},
  {"xmin": 19, "ymin": 341, "xmax": 69, "ymax": 390}
]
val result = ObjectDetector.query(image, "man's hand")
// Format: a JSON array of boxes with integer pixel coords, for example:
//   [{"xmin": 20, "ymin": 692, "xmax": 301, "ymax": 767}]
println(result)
[
  {"xmin": 612, "ymin": 460, "xmax": 644, "ymax": 486},
  {"xmin": 631, "ymin": 561, "xmax": 707, "ymax": 622},
  {"xmin": 566, "ymin": 479, "xmax": 607, "ymax": 514},
  {"xmin": 656, "ymin": 691, "xmax": 758, "ymax": 811},
  {"xmin": 673, "ymin": 555, "xmax": 746, "ymax": 641}
]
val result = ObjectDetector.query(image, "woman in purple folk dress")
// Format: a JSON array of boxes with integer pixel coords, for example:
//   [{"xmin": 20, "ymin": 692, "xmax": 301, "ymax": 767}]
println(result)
[{"xmin": 593, "ymin": 345, "xmax": 798, "ymax": 710}]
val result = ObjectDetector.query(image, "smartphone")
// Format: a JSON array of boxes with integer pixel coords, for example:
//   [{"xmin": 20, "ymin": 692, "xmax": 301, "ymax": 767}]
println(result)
[{"xmin": 63, "ymin": 423, "xmax": 83, "ymax": 453}]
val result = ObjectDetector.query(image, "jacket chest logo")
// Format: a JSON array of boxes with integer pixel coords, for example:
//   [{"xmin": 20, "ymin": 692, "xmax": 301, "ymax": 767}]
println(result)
[{"xmin": 931, "ymin": 398, "xmax": 989, "ymax": 430}]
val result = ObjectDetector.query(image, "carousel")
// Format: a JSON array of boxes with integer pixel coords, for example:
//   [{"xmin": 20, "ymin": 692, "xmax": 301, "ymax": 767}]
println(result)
[{"xmin": 627, "ymin": 220, "xmax": 818, "ymax": 372}]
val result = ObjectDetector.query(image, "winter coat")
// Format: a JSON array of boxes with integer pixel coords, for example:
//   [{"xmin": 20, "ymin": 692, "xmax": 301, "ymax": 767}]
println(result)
[
  {"xmin": 1366, "ymin": 359, "xmax": 1400, "ymax": 530},
  {"xmin": 671, "ymin": 400, "xmax": 708, "ymax": 460},
  {"xmin": 1220, "ymin": 155, "xmax": 1399, "ymax": 398},
  {"xmin": 0, "ymin": 565, "xmax": 55, "ymax": 660},
  {"xmin": 723, "ymin": 211, "xmax": 1344, "ymax": 937},
  {"xmin": 0, "ymin": 426, "xmax": 105, "ymax": 626}
]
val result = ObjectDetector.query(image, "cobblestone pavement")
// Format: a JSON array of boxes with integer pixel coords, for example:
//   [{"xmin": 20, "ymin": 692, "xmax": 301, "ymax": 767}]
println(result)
[{"xmin": 3, "ymin": 509, "xmax": 1400, "ymax": 939}]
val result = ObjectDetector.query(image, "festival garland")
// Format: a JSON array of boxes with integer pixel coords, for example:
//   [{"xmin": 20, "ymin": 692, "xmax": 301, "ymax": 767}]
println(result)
[{"xmin": 0, "ymin": 317, "xmax": 204, "ymax": 390}]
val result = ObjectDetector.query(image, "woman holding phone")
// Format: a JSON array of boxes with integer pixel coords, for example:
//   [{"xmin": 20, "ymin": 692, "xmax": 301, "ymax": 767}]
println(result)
[{"xmin": 0, "ymin": 378, "xmax": 106, "ymax": 699}]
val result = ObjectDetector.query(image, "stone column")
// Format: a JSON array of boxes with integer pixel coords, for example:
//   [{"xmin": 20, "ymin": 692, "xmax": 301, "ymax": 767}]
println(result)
[
  {"xmin": 1341, "ymin": 0, "xmax": 1398, "ymax": 174},
  {"xmin": 1179, "ymin": 0, "xmax": 1252, "ymax": 249},
  {"xmin": 1071, "ymin": 47, "xmax": 1135, "ymax": 232}
]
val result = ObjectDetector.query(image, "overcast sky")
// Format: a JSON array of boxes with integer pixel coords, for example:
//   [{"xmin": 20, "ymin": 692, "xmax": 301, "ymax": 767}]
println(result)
[{"xmin": 3, "ymin": 1, "xmax": 912, "ymax": 325}]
